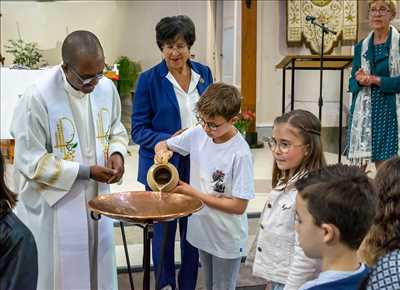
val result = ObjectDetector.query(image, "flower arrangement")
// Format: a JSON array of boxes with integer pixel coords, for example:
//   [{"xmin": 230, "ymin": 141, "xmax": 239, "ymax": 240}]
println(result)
[
  {"xmin": 5, "ymin": 39, "xmax": 45, "ymax": 69},
  {"xmin": 104, "ymin": 64, "xmax": 120, "ymax": 81},
  {"xmin": 104, "ymin": 57, "xmax": 141, "ymax": 97},
  {"xmin": 234, "ymin": 110, "xmax": 256, "ymax": 134}
]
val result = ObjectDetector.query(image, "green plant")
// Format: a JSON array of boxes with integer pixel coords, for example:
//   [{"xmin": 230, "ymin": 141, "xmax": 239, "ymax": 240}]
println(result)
[
  {"xmin": 4, "ymin": 39, "xmax": 44, "ymax": 69},
  {"xmin": 234, "ymin": 110, "xmax": 256, "ymax": 134},
  {"xmin": 116, "ymin": 56, "xmax": 141, "ymax": 97}
]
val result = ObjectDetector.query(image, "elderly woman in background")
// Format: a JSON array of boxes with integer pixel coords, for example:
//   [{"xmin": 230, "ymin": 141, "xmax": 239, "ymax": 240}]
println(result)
[
  {"xmin": 131, "ymin": 15, "xmax": 213, "ymax": 290},
  {"xmin": 0, "ymin": 150, "xmax": 38, "ymax": 290},
  {"xmin": 346, "ymin": 0, "xmax": 400, "ymax": 169}
]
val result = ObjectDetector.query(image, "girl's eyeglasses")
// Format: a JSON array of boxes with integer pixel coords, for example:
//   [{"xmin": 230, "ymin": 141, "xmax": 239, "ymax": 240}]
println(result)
[{"xmin": 264, "ymin": 137, "xmax": 304, "ymax": 153}]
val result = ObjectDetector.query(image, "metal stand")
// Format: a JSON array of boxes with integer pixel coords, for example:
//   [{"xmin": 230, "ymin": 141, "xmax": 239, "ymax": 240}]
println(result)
[
  {"xmin": 318, "ymin": 24, "xmax": 326, "ymax": 121},
  {"xmin": 308, "ymin": 18, "xmax": 337, "ymax": 121},
  {"xmin": 142, "ymin": 224, "xmax": 152, "ymax": 290},
  {"xmin": 119, "ymin": 222, "xmax": 164, "ymax": 290},
  {"xmin": 88, "ymin": 191, "xmax": 203, "ymax": 290},
  {"xmin": 120, "ymin": 222, "xmax": 153, "ymax": 290},
  {"xmin": 120, "ymin": 222, "xmax": 135, "ymax": 290},
  {"xmin": 90, "ymin": 212, "xmax": 154, "ymax": 290}
]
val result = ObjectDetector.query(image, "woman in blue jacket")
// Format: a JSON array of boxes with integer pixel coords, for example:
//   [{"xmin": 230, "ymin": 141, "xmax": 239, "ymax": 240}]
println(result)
[
  {"xmin": 346, "ymin": 0, "xmax": 400, "ymax": 169},
  {"xmin": 131, "ymin": 15, "xmax": 213, "ymax": 290}
]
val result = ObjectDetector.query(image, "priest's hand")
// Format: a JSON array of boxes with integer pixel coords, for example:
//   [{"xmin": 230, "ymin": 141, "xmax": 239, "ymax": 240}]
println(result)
[
  {"xmin": 106, "ymin": 153, "xmax": 125, "ymax": 184},
  {"xmin": 90, "ymin": 165, "xmax": 118, "ymax": 183}
]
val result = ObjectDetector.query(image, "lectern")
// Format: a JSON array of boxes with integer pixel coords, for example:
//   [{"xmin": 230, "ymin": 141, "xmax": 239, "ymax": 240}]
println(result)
[{"xmin": 276, "ymin": 55, "xmax": 353, "ymax": 162}]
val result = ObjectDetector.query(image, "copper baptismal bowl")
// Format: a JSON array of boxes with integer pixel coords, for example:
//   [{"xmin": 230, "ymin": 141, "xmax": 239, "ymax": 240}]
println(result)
[{"xmin": 88, "ymin": 191, "xmax": 204, "ymax": 223}]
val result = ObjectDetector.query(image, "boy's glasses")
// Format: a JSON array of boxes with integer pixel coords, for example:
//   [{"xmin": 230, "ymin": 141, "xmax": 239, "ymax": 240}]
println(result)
[
  {"xmin": 264, "ymin": 137, "xmax": 304, "ymax": 153},
  {"xmin": 68, "ymin": 65, "xmax": 104, "ymax": 85},
  {"xmin": 196, "ymin": 115, "xmax": 227, "ymax": 131},
  {"xmin": 369, "ymin": 7, "xmax": 391, "ymax": 16}
]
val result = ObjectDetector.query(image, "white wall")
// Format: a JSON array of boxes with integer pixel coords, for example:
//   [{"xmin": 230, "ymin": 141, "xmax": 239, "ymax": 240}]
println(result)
[{"xmin": 0, "ymin": 0, "xmax": 208, "ymax": 70}]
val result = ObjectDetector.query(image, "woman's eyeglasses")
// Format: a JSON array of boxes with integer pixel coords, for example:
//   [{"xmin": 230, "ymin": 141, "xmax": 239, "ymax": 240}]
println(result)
[
  {"xmin": 68, "ymin": 65, "xmax": 104, "ymax": 85},
  {"xmin": 163, "ymin": 43, "xmax": 188, "ymax": 53},
  {"xmin": 264, "ymin": 137, "xmax": 304, "ymax": 153},
  {"xmin": 369, "ymin": 7, "xmax": 391, "ymax": 16}
]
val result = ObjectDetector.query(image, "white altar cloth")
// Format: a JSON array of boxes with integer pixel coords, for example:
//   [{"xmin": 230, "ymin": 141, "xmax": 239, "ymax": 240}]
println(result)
[{"xmin": 1, "ymin": 67, "xmax": 52, "ymax": 139}]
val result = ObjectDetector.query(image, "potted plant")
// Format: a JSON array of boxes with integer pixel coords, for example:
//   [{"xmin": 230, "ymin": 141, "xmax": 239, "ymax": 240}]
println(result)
[
  {"xmin": 116, "ymin": 56, "xmax": 141, "ymax": 98},
  {"xmin": 234, "ymin": 110, "xmax": 263, "ymax": 148},
  {"xmin": 112, "ymin": 56, "xmax": 141, "ymax": 142},
  {"xmin": 234, "ymin": 110, "xmax": 256, "ymax": 136},
  {"xmin": 4, "ymin": 39, "xmax": 45, "ymax": 69}
]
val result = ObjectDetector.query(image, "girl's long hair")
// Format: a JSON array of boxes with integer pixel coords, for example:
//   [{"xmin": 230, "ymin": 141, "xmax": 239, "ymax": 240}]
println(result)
[
  {"xmin": 271, "ymin": 110, "xmax": 326, "ymax": 187},
  {"xmin": 0, "ymin": 149, "xmax": 17, "ymax": 216},
  {"xmin": 360, "ymin": 156, "xmax": 400, "ymax": 266}
]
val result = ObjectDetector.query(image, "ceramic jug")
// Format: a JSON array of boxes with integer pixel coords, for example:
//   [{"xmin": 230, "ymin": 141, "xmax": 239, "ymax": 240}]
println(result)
[{"xmin": 146, "ymin": 162, "xmax": 179, "ymax": 192}]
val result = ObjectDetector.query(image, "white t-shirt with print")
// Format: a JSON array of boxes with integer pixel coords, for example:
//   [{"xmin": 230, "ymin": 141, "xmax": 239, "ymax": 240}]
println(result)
[{"xmin": 167, "ymin": 125, "xmax": 255, "ymax": 259}]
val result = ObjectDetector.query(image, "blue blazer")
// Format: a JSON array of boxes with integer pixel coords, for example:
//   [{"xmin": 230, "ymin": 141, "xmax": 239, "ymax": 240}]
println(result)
[{"xmin": 131, "ymin": 59, "xmax": 213, "ymax": 184}]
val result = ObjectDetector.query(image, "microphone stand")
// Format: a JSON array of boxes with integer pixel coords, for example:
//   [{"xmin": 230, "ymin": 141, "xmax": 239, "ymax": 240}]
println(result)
[{"xmin": 309, "ymin": 18, "xmax": 336, "ymax": 121}]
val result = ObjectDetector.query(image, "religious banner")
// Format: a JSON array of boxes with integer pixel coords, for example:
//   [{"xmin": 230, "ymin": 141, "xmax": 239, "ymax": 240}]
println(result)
[{"xmin": 287, "ymin": 0, "xmax": 358, "ymax": 54}]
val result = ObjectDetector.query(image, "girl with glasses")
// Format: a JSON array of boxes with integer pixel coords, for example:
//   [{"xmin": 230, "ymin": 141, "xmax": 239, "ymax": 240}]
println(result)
[{"xmin": 247, "ymin": 109, "xmax": 326, "ymax": 290}]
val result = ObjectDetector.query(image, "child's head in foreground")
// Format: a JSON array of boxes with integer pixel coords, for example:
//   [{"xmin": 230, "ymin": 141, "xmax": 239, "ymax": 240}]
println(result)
[
  {"xmin": 361, "ymin": 156, "xmax": 400, "ymax": 265},
  {"xmin": 294, "ymin": 164, "xmax": 377, "ymax": 260}
]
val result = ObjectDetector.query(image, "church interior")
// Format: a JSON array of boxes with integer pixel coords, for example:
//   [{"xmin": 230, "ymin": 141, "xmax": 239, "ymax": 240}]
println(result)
[{"xmin": 1, "ymin": 1, "xmax": 400, "ymax": 290}]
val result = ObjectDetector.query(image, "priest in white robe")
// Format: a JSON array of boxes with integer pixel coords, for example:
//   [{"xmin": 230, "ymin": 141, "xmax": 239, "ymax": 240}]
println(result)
[{"xmin": 10, "ymin": 30, "xmax": 128, "ymax": 290}]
